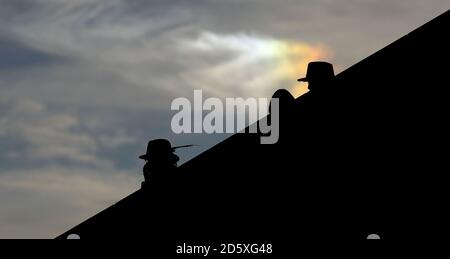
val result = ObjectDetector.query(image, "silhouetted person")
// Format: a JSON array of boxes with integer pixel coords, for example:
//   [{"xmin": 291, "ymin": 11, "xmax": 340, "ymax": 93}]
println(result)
[
  {"xmin": 270, "ymin": 89, "xmax": 295, "ymax": 113},
  {"xmin": 298, "ymin": 61, "xmax": 335, "ymax": 94},
  {"xmin": 139, "ymin": 139, "xmax": 197, "ymax": 190},
  {"xmin": 294, "ymin": 61, "xmax": 336, "ymax": 115},
  {"xmin": 268, "ymin": 89, "xmax": 295, "ymax": 142},
  {"xmin": 139, "ymin": 139, "xmax": 180, "ymax": 187}
]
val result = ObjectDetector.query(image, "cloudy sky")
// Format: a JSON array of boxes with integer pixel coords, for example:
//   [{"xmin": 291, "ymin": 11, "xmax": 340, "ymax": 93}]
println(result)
[{"xmin": 0, "ymin": 0, "xmax": 448, "ymax": 238}]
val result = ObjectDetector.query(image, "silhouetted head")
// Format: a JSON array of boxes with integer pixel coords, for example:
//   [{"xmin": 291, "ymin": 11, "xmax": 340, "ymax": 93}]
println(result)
[
  {"xmin": 269, "ymin": 89, "xmax": 295, "ymax": 113},
  {"xmin": 298, "ymin": 61, "xmax": 335, "ymax": 91},
  {"xmin": 139, "ymin": 139, "xmax": 179, "ymax": 164},
  {"xmin": 272, "ymin": 89, "xmax": 295, "ymax": 101}
]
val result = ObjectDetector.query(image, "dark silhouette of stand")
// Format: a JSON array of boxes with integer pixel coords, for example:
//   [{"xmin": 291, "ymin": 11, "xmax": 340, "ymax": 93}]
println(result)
[{"xmin": 57, "ymin": 9, "xmax": 450, "ymax": 245}]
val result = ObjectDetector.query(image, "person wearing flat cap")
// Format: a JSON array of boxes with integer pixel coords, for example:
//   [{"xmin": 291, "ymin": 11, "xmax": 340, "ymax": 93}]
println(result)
[{"xmin": 139, "ymin": 139, "xmax": 194, "ymax": 185}]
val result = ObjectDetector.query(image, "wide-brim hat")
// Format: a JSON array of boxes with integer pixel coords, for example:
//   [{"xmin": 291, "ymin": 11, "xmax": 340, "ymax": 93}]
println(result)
[
  {"xmin": 139, "ymin": 139, "xmax": 196, "ymax": 160},
  {"xmin": 297, "ymin": 61, "xmax": 335, "ymax": 82}
]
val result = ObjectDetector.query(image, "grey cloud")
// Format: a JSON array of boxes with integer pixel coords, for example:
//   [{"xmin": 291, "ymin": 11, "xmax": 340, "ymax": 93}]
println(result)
[
  {"xmin": 0, "ymin": 166, "xmax": 138, "ymax": 238},
  {"xmin": 0, "ymin": 99, "xmax": 104, "ymax": 167},
  {"xmin": 0, "ymin": 0, "xmax": 41, "ymax": 20},
  {"xmin": 0, "ymin": 37, "xmax": 64, "ymax": 71},
  {"xmin": 0, "ymin": 99, "xmax": 146, "ymax": 170}
]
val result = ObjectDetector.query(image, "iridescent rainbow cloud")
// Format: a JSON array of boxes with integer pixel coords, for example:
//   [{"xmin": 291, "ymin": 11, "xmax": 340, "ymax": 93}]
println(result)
[
  {"xmin": 268, "ymin": 39, "xmax": 332, "ymax": 97},
  {"xmin": 184, "ymin": 32, "xmax": 332, "ymax": 98}
]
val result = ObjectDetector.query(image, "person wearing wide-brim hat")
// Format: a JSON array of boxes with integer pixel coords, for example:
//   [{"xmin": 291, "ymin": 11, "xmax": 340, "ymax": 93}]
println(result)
[
  {"xmin": 139, "ymin": 139, "xmax": 195, "ymax": 184},
  {"xmin": 139, "ymin": 139, "xmax": 181, "ymax": 162},
  {"xmin": 298, "ymin": 61, "xmax": 335, "ymax": 92}
]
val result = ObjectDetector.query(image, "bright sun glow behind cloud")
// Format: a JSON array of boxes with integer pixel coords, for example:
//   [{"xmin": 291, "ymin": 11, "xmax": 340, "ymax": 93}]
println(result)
[
  {"xmin": 183, "ymin": 32, "xmax": 332, "ymax": 98},
  {"xmin": 271, "ymin": 39, "xmax": 333, "ymax": 97}
]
